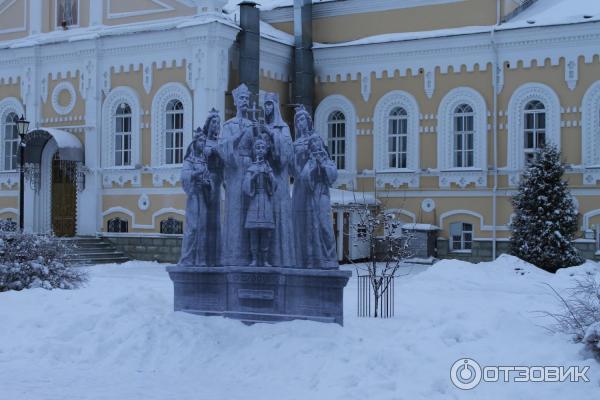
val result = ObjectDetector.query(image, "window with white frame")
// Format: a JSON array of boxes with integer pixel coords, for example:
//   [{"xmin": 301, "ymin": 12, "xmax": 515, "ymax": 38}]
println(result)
[
  {"xmin": 450, "ymin": 222, "xmax": 473, "ymax": 252},
  {"xmin": 165, "ymin": 100, "xmax": 184, "ymax": 165},
  {"xmin": 115, "ymin": 103, "xmax": 132, "ymax": 167},
  {"xmin": 56, "ymin": 0, "xmax": 78, "ymax": 28},
  {"xmin": 453, "ymin": 104, "xmax": 474, "ymax": 168},
  {"xmin": 524, "ymin": 100, "xmax": 546, "ymax": 164},
  {"xmin": 388, "ymin": 107, "xmax": 408, "ymax": 169},
  {"xmin": 328, "ymin": 111, "xmax": 346, "ymax": 170},
  {"xmin": 4, "ymin": 113, "xmax": 19, "ymax": 171}
]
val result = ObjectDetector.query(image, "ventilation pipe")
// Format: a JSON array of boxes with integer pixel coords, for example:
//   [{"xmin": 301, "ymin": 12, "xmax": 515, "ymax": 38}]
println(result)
[
  {"xmin": 238, "ymin": 1, "xmax": 260, "ymax": 95},
  {"xmin": 293, "ymin": 0, "xmax": 314, "ymax": 112}
]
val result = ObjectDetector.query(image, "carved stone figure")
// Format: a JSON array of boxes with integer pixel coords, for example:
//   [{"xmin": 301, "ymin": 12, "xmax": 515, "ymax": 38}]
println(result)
[
  {"xmin": 202, "ymin": 109, "xmax": 223, "ymax": 266},
  {"xmin": 178, "ymin": 131, "xmax": 213, "ymax": 267},
  {"xmin": 243, "ymin": 138, "xmax": 277, "ymax": 267},
  {"xmin": 218, "ymin": 84, "xmax": 256, "ymax": 266},
  {"xmin": 292, "ymin": 106, "xmax": 339, "ymax": 269},
  {"xmin": 261, "ymin": 92, "xmax": 296, "ymax": 267}
]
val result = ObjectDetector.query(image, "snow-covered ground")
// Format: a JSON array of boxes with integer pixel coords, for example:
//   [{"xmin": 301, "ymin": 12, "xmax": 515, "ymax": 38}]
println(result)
[{"xmin": 0, "ymin": 256, "xmax": 598, "ymax": 400}]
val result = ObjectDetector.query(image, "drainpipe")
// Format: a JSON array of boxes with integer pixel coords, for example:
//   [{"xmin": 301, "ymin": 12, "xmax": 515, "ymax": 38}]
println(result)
[
  {"xmin": 293, "ymin": 0, "xmax": 314, "ymax": 113},
  {"xmin": 491, "ymin": 0, "xmax": 501, "ymax": 259},
  {"xmin": 238, "ymin": 1, "xmax": 261, "ymax": 95}
]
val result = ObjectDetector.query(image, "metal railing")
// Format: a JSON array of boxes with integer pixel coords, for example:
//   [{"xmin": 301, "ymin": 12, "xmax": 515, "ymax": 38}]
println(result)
[{"xmin": 357, "ymin": 274, "xmax": 395, "ymax": 318}]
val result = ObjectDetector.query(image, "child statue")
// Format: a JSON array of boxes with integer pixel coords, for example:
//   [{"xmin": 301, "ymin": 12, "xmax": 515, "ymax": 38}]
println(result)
[
  {"xmin": 242, "ymin": 138, "xmax": 277, "ymax": 267},
  {"xmin": 178, "ymin": 131, "xmax": 213, "ymax": 267}
]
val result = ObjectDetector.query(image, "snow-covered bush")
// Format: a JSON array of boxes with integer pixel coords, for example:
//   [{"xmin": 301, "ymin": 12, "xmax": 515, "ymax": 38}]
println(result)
[
  {"xmin": 0, "ymin": 231, "xmax": 86, "ymax": 292},
  {"xmin": 546, "ymin": 273, "xmax": 600, "ymax": 358},
  {"xmin": 510, "ymin": 145, "xmax": 583, "ymax": 272}
]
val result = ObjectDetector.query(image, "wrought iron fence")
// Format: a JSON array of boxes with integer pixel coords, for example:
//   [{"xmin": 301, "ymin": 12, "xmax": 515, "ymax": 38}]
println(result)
[{"xmin": 357, "ymin": 274, "xmax": 395, "ymax": 318}]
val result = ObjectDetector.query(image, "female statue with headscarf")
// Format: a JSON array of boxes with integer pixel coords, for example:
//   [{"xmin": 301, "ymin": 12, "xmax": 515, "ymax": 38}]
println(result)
[
  {"xmin": 291, "ymin": 106, "xmax": 339, "ymax": 270},
  {"xmin": 260, "ymin": 92, "xmax": 296, "ymax": 267},
  {"xmin": 178, "ymin": 130, "xmax": 213, "ymax": 267}
]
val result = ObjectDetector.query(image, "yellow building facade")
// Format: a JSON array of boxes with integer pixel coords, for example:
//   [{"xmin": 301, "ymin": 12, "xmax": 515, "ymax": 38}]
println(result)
[{"xmin": 1, "ymin": 0, "xmax": 599, "ymax": 261}]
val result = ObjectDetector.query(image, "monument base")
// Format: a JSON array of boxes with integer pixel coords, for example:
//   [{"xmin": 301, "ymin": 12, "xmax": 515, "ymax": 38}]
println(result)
[{"xmin": 166, "ymin": 266, "xmax": 352, "ymax": 325}]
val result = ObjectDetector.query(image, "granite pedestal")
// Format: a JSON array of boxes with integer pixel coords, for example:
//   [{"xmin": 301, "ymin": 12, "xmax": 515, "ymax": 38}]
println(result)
[{"xmin": 166, "ymin": 266, "xmax": 352, "ymax": 325}]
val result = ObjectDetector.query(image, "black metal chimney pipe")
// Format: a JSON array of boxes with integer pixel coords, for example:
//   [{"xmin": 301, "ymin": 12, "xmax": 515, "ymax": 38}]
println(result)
[
  {"xmin": 239, "ymin": 1, "xmax": 260, "ymax": 95},
  {"xmin": 293, "ymin": 0, "xmax": 314, "ymax": 113}
]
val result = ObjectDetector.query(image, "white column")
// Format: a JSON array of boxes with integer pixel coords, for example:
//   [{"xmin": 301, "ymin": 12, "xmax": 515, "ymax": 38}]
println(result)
[
  {"xmin": 90, "ymin": 0, "xmax": 104, "ymax": 26},
  {"xmin": 29, "ymin": 0, "xmax": 43, "ymax": 35},
  {"xmin": 76, "ymin": 57, "xmax": 102, "ymax": 235}
]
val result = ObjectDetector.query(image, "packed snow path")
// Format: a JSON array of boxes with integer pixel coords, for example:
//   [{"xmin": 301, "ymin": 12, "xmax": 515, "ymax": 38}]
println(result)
[{"xmin": 0, "ymin": 256, "xmax": 598, "ymax": 400}]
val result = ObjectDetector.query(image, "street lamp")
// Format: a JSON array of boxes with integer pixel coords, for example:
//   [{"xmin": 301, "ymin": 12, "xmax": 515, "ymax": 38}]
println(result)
[{"xmin": 16, "ymin": 114, "xmax": 30, "ymax": 231}]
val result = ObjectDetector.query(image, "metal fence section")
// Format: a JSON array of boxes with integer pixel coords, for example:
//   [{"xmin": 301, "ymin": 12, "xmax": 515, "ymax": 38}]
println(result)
[{"xmin": 357, "ymin": 274, "xmax": 395, "ymax": 318}]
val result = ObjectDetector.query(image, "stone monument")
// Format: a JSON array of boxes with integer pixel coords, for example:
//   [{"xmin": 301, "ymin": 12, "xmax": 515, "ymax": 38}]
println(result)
[{"xmin": 166, "ymin": 85, "xmax": 351, "ymax": 325}]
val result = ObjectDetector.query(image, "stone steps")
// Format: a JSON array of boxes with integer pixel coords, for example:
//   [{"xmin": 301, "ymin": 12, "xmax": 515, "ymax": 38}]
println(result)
[{"xmin": 61, "ymin": 237, "xmax": 130, "ymax": 266}]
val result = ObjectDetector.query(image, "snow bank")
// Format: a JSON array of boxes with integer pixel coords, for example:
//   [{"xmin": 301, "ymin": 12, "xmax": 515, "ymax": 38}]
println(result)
[{"xmin": 0, "ymin": 258, "xmax": 598, "ymax": 399}]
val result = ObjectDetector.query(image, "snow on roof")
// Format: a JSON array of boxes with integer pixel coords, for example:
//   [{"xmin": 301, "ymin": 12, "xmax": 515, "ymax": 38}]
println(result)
[
  {"xmin": 503, "ymin": 0, "xmax": 600, "ymax": 28},
  {"xmin": 329, "ymin": 188, "xmax": 379, "ymax": 206},
  {"xmin": 313, "ymin": 0, "xmax": 600, "ymax": 49},
  {"xmin": 402, "ymin": 223, "xmax": 440, "ymax": 231}
]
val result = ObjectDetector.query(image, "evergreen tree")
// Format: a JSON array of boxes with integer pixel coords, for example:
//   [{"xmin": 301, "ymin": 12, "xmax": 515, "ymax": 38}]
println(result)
[{"xmin": 510, "ymin": 145, "xmax": 583, "ymax": 272}]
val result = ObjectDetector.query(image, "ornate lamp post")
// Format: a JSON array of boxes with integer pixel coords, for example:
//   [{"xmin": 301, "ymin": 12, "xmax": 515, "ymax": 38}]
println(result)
[{"xmin": 16, "ymin": 114, "xmax": 30, "ymax": 231}]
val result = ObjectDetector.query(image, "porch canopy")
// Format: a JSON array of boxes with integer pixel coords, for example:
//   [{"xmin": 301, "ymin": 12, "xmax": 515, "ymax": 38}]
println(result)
[{"xmin": 23, "ymin": 128, "xmax": 84, "ymax": 164}]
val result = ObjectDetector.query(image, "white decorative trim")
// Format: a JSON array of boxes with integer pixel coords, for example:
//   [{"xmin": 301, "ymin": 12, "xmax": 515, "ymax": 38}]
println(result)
[
  {"xmin": 151, "ymin": 167, "xmax": 182, "ymax": 186},
  {"xmin": 565, "ymin": 57, "xmax": 579, "ymax": 91},
  {"xmin": 437, "ymin": 87, "xmax": 488, "ymax": 188},
  {"xmin": 439, "ymin": 209, "xmax": 510, "ymax": 233},
  {"xmin": 101, "ymin": 69, "xmax": 111, "ymax": 96},
  {"xmin": 102, "ymin": 206, "xmax": 184, "ymax": 230},
  {"xmin": 150, "ymin": 82, "xmax": 193, "ymax": 169},
  {"xmin": 101, "ymin": 86, "xmax": 142, "ymax": 169},
  {"xmin": 51, "ymin": 81, "xmax": 77, "ymax": 115},
  {"xmin": 507, "ymin": 83, "xmax": 561, "ymax": 186},
  {"xmin": 424, "ymin": 68, "xmax": 435, "ymax": 99},
  {"xmin": 314, "ymin": 94, "xmax": 357, "ymax": 186},
  {"xmin": 384, "ymin": 208, "xmax": 417, "ymax": 223},
  {"xmin": 102, "ymin": 168, "xmax": 142, "ymax": 188},
  {"xmin": 583, "ymin": 209, "xmax": 600, "ymax": 232},
  {"xmin": 360, "ymin": 73, "xmax": 371, "ymax": 102},
  {"xmin": 494, "ymin": 62, "xmax": 504, "ymax": 94},
  {"xmin": 0, "ymin": 207, "xmax": 18, "ymax": 216},
  {"xmin": 143, "ymin": 64, "xmax": 153, "ymax": 94},
  {"xmin": 582, "ymin": 80, "xmax": 600, "ymax": 184},
  {"xmin": 138, "ymin": 194, "xmax": 150, "ymax": 211},
  {"xmin": 106, "ymin": 0, "xmax": 174, "ymax": 20},
  {"xmin": 373, "ymin": 90, "xmax": 420, "ymax": 188},
  {"xmin": 0, "ymin": 97, "xmax": 24, "ymax": 172}
]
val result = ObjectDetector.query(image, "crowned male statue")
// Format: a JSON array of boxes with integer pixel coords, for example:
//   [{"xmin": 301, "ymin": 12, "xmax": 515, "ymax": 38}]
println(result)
[{"xmin": 218, "ymin": 84, "xmax": 256, "ymax": 266}]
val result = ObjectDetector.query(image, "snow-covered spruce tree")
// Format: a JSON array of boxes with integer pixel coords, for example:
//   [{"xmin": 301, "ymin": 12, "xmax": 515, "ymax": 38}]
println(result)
[
  {"xmin": 0, "ymin": 229, "xmax": 87, "ymax": 292},
  {"xmin": 510, "ymin": 144, "xmax": 583, "ymax": 272}
]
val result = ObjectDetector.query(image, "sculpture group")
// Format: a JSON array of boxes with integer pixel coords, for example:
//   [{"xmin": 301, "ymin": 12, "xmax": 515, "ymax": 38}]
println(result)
[{"xmin": 179, "ymin": 84, "xmax": 339, "ymax": 270}]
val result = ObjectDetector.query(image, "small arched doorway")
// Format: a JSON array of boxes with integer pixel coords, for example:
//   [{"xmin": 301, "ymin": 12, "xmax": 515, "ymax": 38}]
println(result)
[
  {"xmin": 51, "ymin": 152, "xmax": 77, "ymax": 236},
  {"xmin": 23, "ymin": 128, "xmax": 84, "ymax": 236}
]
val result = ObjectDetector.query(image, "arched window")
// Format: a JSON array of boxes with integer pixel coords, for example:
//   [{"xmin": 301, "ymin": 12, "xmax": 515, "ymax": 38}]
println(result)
[
  {"xmin": 328, "ymin": 111, "xmax": 346, "ymax": 170},
  {"xmin": 115, "ymin": 103, "xmax": 132, "ymax": 167},
  {"xmin": 524, "ymin": 100, "xmax": 546, "ymax": 163},
  {"xmin": 4, "ymin": 113, "xmax": 19, "ymax": 171},
  {"xmin": 160, "ymin": 217, "xmax": 183, "ymax": 235},
  {"xmin": 388, "ymin": 107, "xmax": 408, "ymax": 169},
  {"xmin": 453, "ymin": 104, "xmax": 474, "ymax": 168},
  {"xmin": 165, "ymin": 100, "xmax": 184, "ymax": 165},
  {"xmin": 107, "ymin": 217, "xmax": 128, "ymax": 233}
]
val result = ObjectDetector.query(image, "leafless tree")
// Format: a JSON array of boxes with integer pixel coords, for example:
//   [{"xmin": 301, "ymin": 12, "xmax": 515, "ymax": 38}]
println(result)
[{"xmin": 343, "ymin": 178, "xmax": 414, "ymax": 318}]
